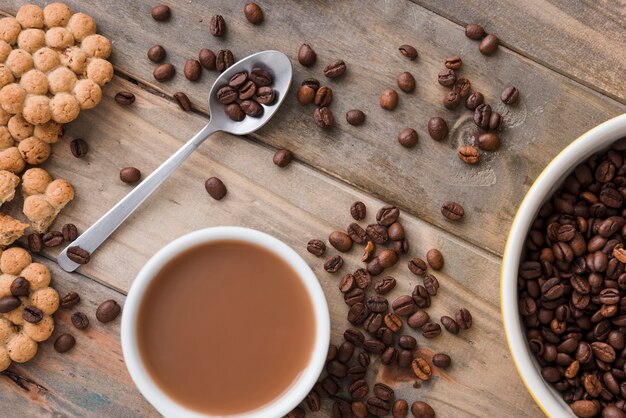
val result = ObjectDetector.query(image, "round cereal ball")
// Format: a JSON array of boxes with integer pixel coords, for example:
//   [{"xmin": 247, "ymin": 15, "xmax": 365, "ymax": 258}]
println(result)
[
  {"xmin": 6, "ymin": 333, "xmax": 37, "ymax": 363},
  {"xmin": 0, "ymin": 126, "xmax": 13, "ymax": 148},
  {"xmin": 80, "ymin": 34, "xmax": 111, "ymax": 59},
  {"xmin": 30, "ymin": 287, "xmax": 59, "ymax": 315},
  {"xmin": 33, "ymin": 47, "xmax": 60, "ymax": 72},
  {"xmin": 19, "ymin": 69, "xmax": 48, "ymax": 95},
  {"xmin": 0, "ymin": 40, "xmax": 12, "ymax": 62},
  {"xmin": 47, "ymin": 66, "xmax": 77, "ymax": 94},
  {"xmin": 23, "ymin": 195, "xmax": 54, "ymax": 225},
  {"xmin": 85, "ymin": 58, "xmax": 113, "ymax": 86},
  {"xmin": 16, "ymin": 4, "xmax": 44, "ymax": 29},
  {"xmin": 43, "ymin": 3, "xmax": 72, "ymax": 28},
  {"xmin": 0, "ymin": 83, "xmax": 26, "ymax": 114},
  {"xmin": 34, "ymin": 120, "xmax": 63, "ymax": 144},
  {"xmin": 0, "ymin": 273, "xmax": 13, "ymax": 295},
  {"xmin": 0, "ymin": 345, "xmax": 10, "ymax": 372},
  {"xmin": 0, "ymin": 247, "xmax": 31, "ymax": 274},
  {"xmin": 5, "ymin": 49, "xmax": 34, "ymax": 78},
  {"xmin": 0, "ymin": 147, "xmax": 26, "ymax": 173},
  {"xmin": 17, "ymin": 28, "xmax": 46, "ymax": 53},
  {"xmin": 21, "ymin": 167, "xmax": 50, "ymax": 194},
  {"xmin": 0, "ymin": 65, "xmax": 15, "ymax": 88},
  {"xmin": 18, "ymin": 136, "xmax": 51, "ymax": 164},
  {"xmin": 59, "ymin": 46, "xmax": 87, "ymax": 74},
  {"xmin": 0, "ymin": 318, "xmax": 14, "ymax": 343},
  {"xmin": 20, "ymin": 262, "xmax": 51, "ymax": 290},
  {"xmin": 23, "ymin": 96, "xmax": 52, "ymax": 125},
  {"xmin": 0, "ymin": 107, "xmax": 10, "ymax": 126},
  {"xmin": 46, "ymin": 179, "xmax": 74, "ymax": 207},
  {"xmin": 66, "ymin": 13, "xmax": 96, "ymax": 42},
  {"xmin": 45, "ymin": 27, "xmax": 74, "ymax": 49},
  {"xmin": 22, "ymin": 315, "xmax": 54, "ymax": 342},
  {"xmin": 50, "ymin": 92, "xmax": 80, "ymax": 123},
  {"xmin": 8, "ymin": 114, "xmax": 33, "ymax": 140},
  {"xmin": 0, "ymin": 17, "xmax": 21, "ymax": 45},
  {"xmin": 73, "ymin": 78, "xmax": 101, "ymax": 109}
]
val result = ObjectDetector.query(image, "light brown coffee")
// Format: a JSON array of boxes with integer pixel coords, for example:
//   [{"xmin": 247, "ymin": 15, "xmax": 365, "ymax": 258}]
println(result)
[{"xmin": 137, "ymin": 240, "xmax": 316, "ymax": 415}]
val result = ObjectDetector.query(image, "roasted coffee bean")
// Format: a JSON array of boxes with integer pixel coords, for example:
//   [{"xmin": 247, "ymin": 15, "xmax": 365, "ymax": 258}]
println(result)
[
  {"xmin": 60, "ymin": 292, "xmax": 80, "ymax": 309},
  {"xmin": 438, "ymin": 68, "xmax": 456, "ymax": 87},
  {"xmin": 443, "ymin": 90, "xmax": 461, "ymax": 109},
  {"xmin": 71, "ymin": 311, "xmax": 89, "ymax": 330},
  {"xmin": 354, "ymin": 269, "xmax": 372, "ymax": 289},
  {"xmin": 307, "ymin": 239, "xmax": 325, "ymax": 257},
  {"xmin": 27, "ymin": 233, "xmax": 43, "ymax": 253},
  {"xmin": 378, "ymin": 249, "xmax": 398, "ymax": 269},
  {"xmin": 324, "ymin": 60, "xmax": 346, "ymax": 78},
  {"xmin": 465, "ymin": 23, "xmax": 485, "ymax": 39},
  {"xmin": 459, "ymin": 145, "xmax": 480, "ymax": 164},
  {"xmin": 67, "ymin": 246, "xmax": 90, "ymax": 265},
  {"xmin": 301, "ymin": 78, "xmax": 320, "ymax": 91},
  {"xmin": 399, "ymin": 44, "xmax": 418, "ymax": 60},
  {"xmin": 346, "ymin": 223, "xmax": 367, "ymax": 245},
  {"xmin": 217, "ymin": 86, "xmax": 238, "ymax": 104},
  {"xmin": 426, "ymin": 249, "xmax": 444, "ymax": 270},
  {"xmin": 411, "ymin": 401, "xmax": 435, "ymax": 418},
  {"xmin": 367, "ymin": 295, "xmax": 389, "ymax": 313},
  {"xmin": 322, "ymin": 376, "xmax": 339, "ymax": 396},
  {"xmin": 327, "ymin": 359, "xmax": 349, "ymax": 378},
  {"xmin": 362, "ymin": 241, "xmax": 376, "ymax": 262},
  {"xmin": 392, "ymin": 295, "xmax": 417, "ymax": 316},
  {"xmin": 198, "ymin": 48, "xmax": 216, "ymax": 70},
  {"xmin": 477, "ymin": 132, "xmax": 500, "ymax": 151},
  {"xmin": 151, "ymin": 4, "xmax": 171, "ymax": 21},
  {"xmin": 384, "ymin": 312, "xmax": 402, "ymax": 332},
  {"xmin": 392, "ymin": 399, "xmax": 409, "ymax": 418},
  {"xmin": 367, "ymin": 397, "xmax": 391, "ymax": 417},
  {"xmin": 474, "ymin": 104, "xmax": 492, "ymax": 129},
  {"xmin": 441, "ymin": 201, "xmax": 465, "ymax": 221},
  {"xmin": 348, "ymin": 303, "xmax": 369, "ymax": 325},
  {"xmin": 241, "ymin": 99, "xmax": 263, "ymax": 117},
  {"xmin": 366, "ymin": 224, "xmax": 388, "ymax": 244},
  {"xmin": 298, "ymin": 44, "xmax": 317, "ymax": 67},
  {"xmin": 441, "ymin": 315, "xmax": 460, "ymax": 334},
  {"xmin": 345, "ymin": 288, "xmax": 365, "ymax": 306},
  {"xmin": 423, "ymin": 274, "xmax": 439, "ymax": 296},
  {"xmin": 376, "ymin": 327, "xmax": 394, "ymax": 345},
  {"xmin": 374, "ymin": 276, "xmax": 396, "ymax": 295},
  {"xmin": 114, "ymin": 91, "xmax": 135, "ymax": 105},
  {"xmin": 10, "ymin": 277, "xmax": 29, "ymax": 297},
  {"xmin": 408, "ymin": 310, "xmax": 430, "ymax": 329},
  {"xmin": 344, "ymin": 327, "xmax": 365, "ymax": 346},
  {"xmin": 272, "ymin": 149, "xmax": 293, "ymax": 168},
  {"xmin": 408, "ymin": 257, "xmax": 427, "ymax": 276},
  {"xmin": 96, "ymin": 299, "xmax": 121, "ymax": 323},
  {"xmin": 571, "ymin": 400, "xmax": 598, "ymax": 418},
  {"xmin": 183, "ymin": 59, "xmax": 201, "ymax": 81},
  {"xmin": 70, "ymin": 138, "xmax": 88, "ymax": 158},
  {"xmin": 352, "ymin": 401, "xmax": 368, "ymax": 418},
  {"xmin": 427, "ymin": 117, "xmax": 448, "ymax": 141},
  {"xmin": 412, "ymin": 285, "xmax": 431, "ymax": 308},
  {"xmin": 501, "ymin": 85, "xmax": 520, "ymax": 105},
  {"xmin": 216, "ymin": 49, "xmax": 235, "ymax": 72},
  {"xmin": 363, "ymin": 339, "xmax": 385, "ymax": 354},
  {"xmin": 432, "ymin": 354, "xmax": 451, "ymax": 369},
  {"xmin": 367, "ymin": 258, "xmax": 384, "ymax": 276},
  {"xmin": 453, "ymin": 77, "xmax": 471, "ymax": 98},
  {"xmin": 173, "ymin": 92, "xmax": 192, "ymax": 111},
  {"xmin": 287, "ymin": 407, "xmax": 305, "ymax": 418},
  {"xmin": 153, "ymin": 63, "xmax": 175, "ymax": 81},
  {"xmin": 455, "ymin": 307, "xmax": 472, "ymax": 329},
  {"xmin": 397, "ymin": 71, "xmax": 416, "ymax": 93},
  {"xmin": 148, "ymin": 45, "xmax": 166, "ymax": 62},
  {"xmin": 0, "ymin": 296, "xmax": 20, "ymax": 313},
  {"xmin": 297, "ymin": 85, "xmax": 315, "ymax": 104},
  {"xmin": 314, "ymin": 86, "xmax": 333, "ymax": 107},
  {"xmin": 398, "ymin": 335, "xmax": 417, "ymax": 350},
  {"xmin": 392, "ymin": 238, "xmax": 410, "ymax": 255},
  {"xmin": 377, "ymin": 205, "xmax": 399, "ymax": 226},
  {"xmin": 445, "ymin": 55, "xmax": 462, "ymax": 70},
  {"xmin": 54, "ymin": 333, "xmax": 76, "ymax": 353},
  {"xmin": 466, "ymin": 92, "xmax": 484, "ymax": 110},
  {"xmin": 347, "ymin": 365, "xmax": 367, "ymax": 380},
  {"xmin": 210, "ymin": 15, "xmax": 226, "ymax": 36},
  {"xmin": 350, "ymin": 201, "xmax": 367, "ymax": 220},
  {"xmin": 337, "ymin": 341, "xmax": 354, "ymax": 364},
  {"xmin": 364, "ymin": 312, "xmax": 383, "ymax": 333},
  {"xmin": 349, "ymin": 379, "xmax": 369, "ymax": 399},
  {"xmin": 313, "ymin": 107, "xmax": 334, "ymax": 128},
  {"xmin": 228, "ymin": 71, "xmax": 248, "ymax": 89},
  {"xmin": 358, "ymin": 351, "xmax": 370, "ymax": 367},
  {"xmin": 411, "ymin": 357, "xmax": 432, "ymax": 381},
  {"xmin": 346, "ymin": 109, "xmax": 366, "ymax": 126},
  {"xmin": 387, "ymin": 223, "xmax": 404, "ymax": 241},
  {"xmin": 374, "ymin": 383, "xmax": 394, "ymax": 401},
  {"xmin": 243, "ymin": 2, "xmax": 263, "ymax": 24},
  {"xmin": 489, "ymin": 111, "xmax": 502, "ymax": 130},
  {"xmin": 422, "ymin": 322, "xmax": 442, "ymax": 338},
  {"xmin": 306, "ymin": 390, "xmax": 320, "ymax": 411},
  {"xmin": 479, "ymin": 34, "xmax": 499, "ymax": 55},
  {"xmin": 120, "ymin": 167, "xmax": 141, "ymax": 184},
  {"xmin": 380, "ymin": 88, "xmax": 399, "ymax": 110},
  {"xmin": 225, "ymin": 102, "xmax": 245, "ymax": 121},
  {"xmin": 324, "ymin": 255, "xmax": 343, "ymax": 273},
  {"xmin": 398, "ymin": 128, "xmax": 418, "ymax": 148},
  {"xmin": 256, "ymin": 86, "xmax": 275, "ymax": 105},
  {"xmin": 339, "ymin": 274, "xmax": 356, "ymax": 294},
  {"xmin": 43, "ymin": 231, "xmax": 63, "ymax": 247}
]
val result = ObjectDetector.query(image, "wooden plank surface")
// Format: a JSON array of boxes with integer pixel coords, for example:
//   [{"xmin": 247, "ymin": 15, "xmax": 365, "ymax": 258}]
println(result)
[{"xmin": 3, "ymin": 0, "xmax": 625, "ymax": 255}]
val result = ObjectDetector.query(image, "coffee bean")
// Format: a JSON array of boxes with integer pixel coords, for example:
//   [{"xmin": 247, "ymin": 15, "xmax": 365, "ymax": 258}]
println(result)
[
  {"xmin": 455, "ymin": 307, "xmax": 472, "ymax": 329},
  {"xmin": 398, "ymin": 335, "xmax": 417, "ymax": 350},
  {"xmin": 27, "ymin": 233, "xmax": 43, "ymax": 253},
  {"xmin": 397, "ymin": 72, "xmax": 416, "ymax": 93},
  {"xmin": 301, "ymin": 78, "xmax": 320, "ymax": 92},
  {"xmin": 307, "ymin": 239, "xmax": 326, "ymax": 257},
  {"xmin": 350, "ymin": 201, "xmax": 367, "ymax": 221},
  {"xmin": 151, "ymin": 4, "xmax": 171, "ymax": 21},
  {"xmin": 571, "ymin": 400, "xmax": 599, "ymax": 418},
  {"xmin": 398, "ymin": 128, "xmax": 418, "ymax": 148},
  {"xmin": 441, "ymin": 315, "xmax": 459, "ymax": 334},
  {"xmin": 373, "ymin": 276, "xmax": 395, "ymax": 295},
  {"xmin": 306, "ymin": 390, "xmax": 320, "ymax": 411},
  {"xmin": 411, "ymin": 357, "xmax": 432, "ymax": 381},
  {"xmin": 344, "ymin": 288, "xmax": 365, "ymax": 306},
  {"xmin": 210, "ymin": 15, "xmax": 225, "ymax": 36},
  {"xmin": 71, "ymin": 311, "xmax": 89, "ymax": 330},
  {"xmin": 347, "ymin": 223, "xmax": 367, "ymax": 245},
  {"xmin": 377, "ymin": 205, "xmax": 399, "ymax": 226},
  {"xmin": 423, "ymin": 274, "xmax": 439, "ymax": 296},
  {"xmin": 314, "ymin": 86, "xmax": 333, "ymax": 107},
  {"xmin": 367, "ymin": 257, "xmax": 384, "ymax": 276},
  {"xmin": 96, "ymin": 299, "xmax": 121, "ymax": 323},
  {"xmin": 368, "ymin": 397, "xmax": 391, "ymax": 417},
  {"xmin": 322, "ymin": 376, "xmax": 339, "ymax": 396},
  {"xmin": 412, "ymin": 285, "xmax": 431, "ymax": 308},
  {"xmin": 272, "ymin": 149, "xmax": 293, "ymax": 168},
  {"xmin": 43, "ymin": 231, "xmax": 63, "ymax": 247},
  {"xmin": 374, "ymin": 383, "xmax": 394, "ymax": 401},
  {"xmin": 114, "ymin": 91, "xmax": 135, "ymax": 105},
  {"xmin": 243, "ymin": 2, "xmax": 263, "ymax": 24},
  {"xmin": 408, "ymin": 310, "xmax": 430, "ymax": 328},
  {"xmin": 173, "ymin": 92, "xmax": 192, "ymax": 111},
  {"xmin": 366, "ymin": 224, "xmax": 388, "ymax": 244},
  {"xmin": 327, "ymin": 359, "xmax": 349, "ymax": 379},
  {"xmin": 387, "ymin": 223, "xmax": 404, "ymax": 241},
  {"xmin": 408, "ymin": 257, "xmax": 427, "ymax": 276},
  {"xmin": 0, "ymin": 296, "xmax": 20, "ymax": 313},
  {"xmin": 217, "ymin": 86, "xmax": 238, "ymax": 104},
  {"xmin": 489, "ymin": 111, "xmax": 502, "ymax": 130},
  {"xmin": 473, "ymin": 104, "xmax": 492, "ymax": 129},
  {"xmin": 427, "ymin": 117, "xmax": 448, "ymax": 141},
  {"xmin": 205, "ymin": 177, "xmax": 227, "ymax": 200},
  {"xmin": 329, "ymin": 231, "xmax": 353, "ymax": 252},
  {"xmin": 198, "ymin": 48, "xmax": 216, "ymax": 70},
  {"xmin": 10, "ymin": 277, "xmax": 29, "ymax": 297},
  {"xmin": 432, "ymin": 353, "xmax": 451, "ymax": 369},
  {"xmin": 443, "ymin": 91, "xmax": 461, "ymax": 109},
  {"xmin": 349, "ymin": 379, "xmax": 369, "ymax": 399},
  {"xmin": 366, "ymin": 295, "xmax": 389, "ymax": 313},
  {"xmin": 392, "ymin": 295, "xmax": 417, "ymax": 316},
  {"xmin": 346, "ymin": 109, "xmax": 366, "ymax": 126},
  {"xmin": 378, "ymin": 249, "xmax": 398, "ymax": 268},
  {"xmin": 120, "ymin": 167, "xmax": 141, "ymax": 184},
  {"xmin": 353, "ymin": 269, "xmax": 372, "ymax": 290},
  {"xmin": 358, "ymin": 351, "xmax": 370, "ymax": 367},
  {"xmin": 54, "ymin": 333, "xmax": 76, "ymax": 353},
  {"xmin": 445, "ymin": 55, "xmax": 462, "ymax": 70},
  {"xmin": 216, "ymin": 50, "xmax": 234, "ymax": 72},
  {"xmin": 298, "ymin": 44, "xmax": 317, "ymax": 67},
  {"xmin": 313, "ymin": 107, "xmax": 334, "ymax": 128},
  {"xmin": 438, "ymin": 68, "xmax": 456, "ymax": 87},
  {"xmin": 380, "ymin": 88, "xmax": 398, "ymax": 110},
  {"xmin": 477, "ymin": 132, "xmax": 500, "ymax": 151},
  {"xmin": 70, "ymin": 138, "xmax": 88, "ymax": 158},
  {"xmin": 441, "ymin": 201, "xmax": 464, "ymax": 221},
  {"xmin": 392, "ymin": 399, "xmax": 409, "ymax": 418},
  {"xmin": 225, "ymin": 103, "xmax": 245, "ymax": 121},
  {"xmin": 241, "ymin": 99, "xmax": 263, "ymax": 117},
  {"xmin": 479, "ymin": 34, "xmax": 499, "ymax": 55},
  {"xmin": 60, "ymin": 292, "xmax": 80, "ymax": 309},
  {"xmin": 344, "ymin": 327, "xmax": 365, "ymax": 346},
  {"xmin": 465, "ymin": 23, "xmax": 485, "ymax": 39},
  {"xmin": 148, "ymin": 45, "xmax": 166, "ymax": 63},
  {"xmin": 394, "ymin": 239, "xmax": 410, "ymax": 256},
  {"xmin": 339, "ymin": 274, "xmax": 355, "ymax": 294},
  {"xmin": 182, "ymin": 59, "xmax": 201, "ymax": 81},
  {"xmin": 501, "ymin": 85, "xmax": 519, "ymax": 105},
  {"xmin": 458, "ymin": 145, "xmax": 480, "ymax": 164},
  {"xmin": 411, "ymin": 401, "xmax": 435, "ymax": 418},
  {"xmin": 466, "ymin": 92, "xmax": 484, "ymax": 110},
  {"xmin": 453, "ymin": 77, "xmax": 471, "ymax": 98},
  {"xmin": 227, "ymin": 71, "xmax": 250, "ymax": 88},
  {"xmin": 422, "ymin": 322, "xmax": 442, "ymax": 338},
  {"xmin": 324, "ymin": 60, "xmax": 346, "ymax": 78},
  {"xmin": 364, "ymin": 312, "xmax": 383, "ymax": 333},
  {"xmin": 363, "ymin": 339, "xmax": 385, "ymax": 354},
  {"xmin": 67, "ymin": 246, "xmax": 90, "ymax": 265},
  {"xmin": 256, "ymin": 86, "xmax": 275, "ymax": 105},
  {"xmin": 384, "ymin": 312, "xmax": 402, "ymax": 332},
  {"xmin": 153, "ymin": 63, "xmax": 175, "ymax": 81},
  {"xmin": 399, "ymin": 44, "xmax": 418, "ymax": 60},
  {"xmin": 426, "ymin": 249, "xmax": 444, "ymax": 270},
  {"xmin": 297, "ymin": 85, "xmax": 315, "ymax": 105},
  {"xmin": 348, "ymin": 303, "xmax": 369, "ymax": 325},
  {"xmin": 324, "ymin": 255, "xmax": 343, "ymax": 273},
  {"xmin": 352, "ymin": 401, "xmax": 367, "ymax": 418}
]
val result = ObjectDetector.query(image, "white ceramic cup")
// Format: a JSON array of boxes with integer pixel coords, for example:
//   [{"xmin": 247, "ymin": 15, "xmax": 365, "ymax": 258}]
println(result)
[
  {"xmin": 502, "ymin": 113, "xmax": 626, "ymax": 416},
  {"xmin": 121, "ymin": 226, "xmax": 331, "ymax": 418}
]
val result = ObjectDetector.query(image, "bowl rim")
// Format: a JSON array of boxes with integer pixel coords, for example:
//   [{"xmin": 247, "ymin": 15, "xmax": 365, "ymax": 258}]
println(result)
[
  {"xmin": 501, "ymin": 113, "xmax": 626, "ymax": 417},
  {"xmin": 121, "ymin": 226, "xmax": 331, "ymax": 418}
]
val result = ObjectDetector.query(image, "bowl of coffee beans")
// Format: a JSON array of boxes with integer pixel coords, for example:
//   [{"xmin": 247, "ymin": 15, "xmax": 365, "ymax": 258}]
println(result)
[{"xmin": 502, "ymin": 113, "xmax": 626, "ymax": 417}]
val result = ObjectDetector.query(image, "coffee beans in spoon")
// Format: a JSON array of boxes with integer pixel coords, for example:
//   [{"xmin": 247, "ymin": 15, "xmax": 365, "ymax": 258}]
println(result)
[{"xmin": 215, "ymin": 66, "xmax": 277, "ymax": 121}]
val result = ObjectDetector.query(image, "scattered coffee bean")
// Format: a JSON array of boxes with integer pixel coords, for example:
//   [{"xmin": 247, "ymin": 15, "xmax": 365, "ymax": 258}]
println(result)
[
  {"xmin": 366, "ymin": 224, "xmax": 388, "ymax": 244},
  {"xmin": 441, "ymin": 201, "xmax": 464, "ymax": 221},
  {"xmin": 43, "ymin": 231, "xmax": 63, "ymax": 247},
  {"xmin": 423, "ymin": 274, "xmax": 439, "ymax": 296},
  {"xmin": 384, "ymin": 312, "xmax": 402, "ymax": 332},
  {"xmin": 387, "ymin": 223, "xmax": 404, "ymax": 241},
  {"xmin": 437, "ymin": 68, "xmax": 456, "ymax": 87},
  {"xmin": 71, "ymin": 311, "xmax": 89, "ymax": 330},
  {"xmin": 432, "ymin": 353, "xmax": 451, "ymax": 369},
  {"xmin": 345, "ymin": 288, "xmax": 365, "ymax": 306},
  {"xmin": 445, "ymin": 55, "xmax": 462, "ymax": 70},
  {"xmin": 307, "ymin": 239, "xmax": 326, "ymax": 257},
  {"xmin": 346, "ymin": 109, "xmax": 366, "ymax": 126},
  {"xmin": 183, "ymin": 59, "xmax": 201, "ymax": 81},
  {"xmin": 441, "ymin": 315, "xmax": 460, "ymax": 334},
  {"xmin": 422, "ymin": 322, "xmax": 442, "ymax": 338},
  {"xmin": 204, "ymin": 177, "xmax": 227, "ymax": 200},
  {"xmin": 153, "ymin": 63, "xmax": 175, "ymax": 82},
  {"xmin": 443, "ymin": 91, "xmax": 461, "ymax": 109},
  {"xmin": 489, "ymin": 111, "xmax": 502, "ymax": 130},
  {"xmin": 398, "ymin": 335, "xmax": 417, "ymax": 350},
  {"xmin": 273, "ymin": 149, "xmax": 293, "ymax": 167},
  {"xmin": 473, "ymin": 104, "xmax": 492, "ymax": 129},
  {"xmin": 465, "ymin": 23, "xmax": 485, "ymax": 40},
  {"xmin": 297, "ymin": 85, "xmax": 315, "ymax": 105},
  {"xmin": 345, "ymin": 328, "xmax": 365, "ymax": 346},
  {"xmin": 458, "ymin": 145, "xmax": 480, "ymax": 164},
  {"xmin": 352, "ymin": 401, "xmax": 368, "ymax": 418},
  {"xmin": 67, "ymin": 246, "xmax": 90, "ymax": 265},
  {"xmin": 380, "ymin": 88, "xmax": 399, "ymax": 110},
  {"xmin": 28, "ymin": 233, "xmax": 43, "ymax": 253},
  {"xmin": 378, "ymin": 249, "xmax": 398, "ymax": 268},
  {"xmin": 241, "ymin": 99, "xmax": 263, "ymax": 117},
  {"xmin": 368, "ymin": 396, "xmax": 391, "ymax": 417},
  {"xmin": 324, "ymin": 255, "xmax": 343, "ymax": 273},
  {"xmin": 306, "ymin": 390, "xmax": 320, "ymax": 411},
  {"xmin": 151, "ymin": 4, "xmax": 171, "ymax": 21},
  {"xmin": 350, "ymin": 201, "xmax": 367, "ymax": 220},
  {"xmin": 256, "ymin": 86, "xmax": 275, "ymax": 105},
  {"xmin": 210, "ymin": 15, "xmax": 226, "ymax": 36},
  {"xmin": 392, "ymin": 295, "xmax": 417, "ymax": 316},
  {"xmin": 408, "ymin": 310, "xmax": 430, "ymax": 329},
  {"xmin": 426, "ymin": 249, "xmax": 444, "ymax": 270},
  {"xmin": 398, "ymin": 44, "xmax": 418, "ymax": 60},
  {"xmin": 392, "ymin": 239, "xmax": 409, "ymax": 255},
  {"xmin": 339, "ymin": 273, "xmax": 355, "ymax": 293},
  {"xmin": 298, "ymin": 44, "xmax": 317, "ymax": 67},
  {"xmin": 314, "ymin": 86, "xmax": 333, "ymax": 107},
  {"xmin": 411, "ymin": 401, "xmax": 435, "ymax": 418},
  {"xmin": 114, "ymin": 91, "xmax": 135, "ymax": 106},
  {"xmin": 397, "ymin": 71, "xmax": 416, "ymax": 93},
  {"xmin": 96, "ymin": 299, "xmax": 121, "ymax": 323},
  {"xmin": 70, "ymin": 138, "xmax": 88, "ymax": 158},
  {"xmin": 54, "ymin": 333, "xmax": 76, "ymax": 353},
  {"xmin": 347, "ymin": 223, "xmax": 367, "ymax": 245},
  {"xmin": 479, "ymin": 34, "xmax": 499, "ymax": 55},
  {"xmin": 61, "ymin": 223, "xmax": 78, "ymax": 242},
  {"xmin": 397, "ymin": 128, "xmax": 418, "ymax": 148},
  {"xmin": 198, "ymin": 48, "xmax": 216, "ymax": 70},
  {"xmin": 349, "ymin": 379, "xmax": 369, "ymax": 399},
  {"xmin": 216, "ymin": 50, "xmax": 235, "ymax": 72},
  {"xmin": 313, "ymin": 107, "xmax": 334, "ymax": 128},
  {"xmin": 147, "ymin": 45, "xmax": 166, "ymax": 63},
  {"xmin": 412, "ymin": 285, "xmax": 431, "ymax": 308},
  {"xmin": 324, "ymin": 60, "xmax": 346, "ymax": 78},
  {"xmin": 60, "ymin": 292, "xmax": 80, "ymax": 309},
  {"xmin": 377, "ymin": 205, "xmax": 399, "ymax": 226},
  {"xmin": 22, "ymin": 306, "xmax": 43, "ymax": 323},
  {"xmin": 501, "ymin": 85, "xmax": 519, "ymax": 105},
  {"xmin": 427, "ymin": 117, "xmax": 448, "ymax": 141},
  {"xmin": 465, "ymin": 92, "xmax": 484, "ymax": 110},
  {"xmin": 243, "ymin": 2, "xmax": 263, "ymax": 24},
  {"xmin": 120, "ymin": 167, "xmax": 141, "ymax": 184},
  {"xmin": 453, "ymin": 77, "xmax": 471, "ymax": 98},
  {"xmin": 411, "ymin": 357, "xmax": 432, "ymax": 381},
  {"xmin": 408, "ymin": 257, "xmax": 427, "ymax": 276},
  {"xmin": 173, "ymin": 92, "xmax": 192, "ymax": 111},
  {"xmin": 477, "ymin": 132, "xmax": 500, "ymax": 151},
  {"xmin": 302, "ymin": 78, "xmax": 320, "ymax": 91},
  {"xmin": 329, "ymin": 231, "xmax": 353, "ymax": 252},
  {"xmin": 225, "ymin": 103, "xmax": 245, "ymax": 121},
  {"xmin": 374, "ymin": 383, "xmax": 394, "ymax": 401},
  {"xmin": 455, "ymin": 307, "xmax": 472, "ymax": 329},
  {"xmin": 10, "ymin": 277, "xmax": 29, "ymax": 297},
  {"xmin": 392, "ymin": 399, "xmax": 409, "ymax": 418}
]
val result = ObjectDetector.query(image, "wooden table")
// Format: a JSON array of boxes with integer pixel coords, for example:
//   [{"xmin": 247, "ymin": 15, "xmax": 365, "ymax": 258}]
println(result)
[{"xmin": 0, "ymin": 1, "xmax": 624, "ymax": 416}]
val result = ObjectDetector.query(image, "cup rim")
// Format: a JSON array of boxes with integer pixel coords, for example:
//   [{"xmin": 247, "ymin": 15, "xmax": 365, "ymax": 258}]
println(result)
[
  {"xmin": 501, "ymin": 113, "xmax": 626, "ymax": 417},
  {"xmin": 121, "ymin": 226, "xmax": 330, "ymax": 418}
]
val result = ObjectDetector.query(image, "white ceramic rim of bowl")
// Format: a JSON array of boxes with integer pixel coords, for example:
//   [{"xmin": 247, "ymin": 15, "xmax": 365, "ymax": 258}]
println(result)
[
  {"xmin": 502, "ymin": 113, "xmax": 626, "ymax": 417},
  {"xmin": 121, "ymin": 226, "xmax": 331, "ymax": 418}
]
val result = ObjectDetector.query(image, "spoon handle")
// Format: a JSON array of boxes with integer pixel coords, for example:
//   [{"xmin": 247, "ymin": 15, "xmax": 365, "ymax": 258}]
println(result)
[{"xmin": 57, "ymin": 122, "xmax": 218, "ymax": 272}]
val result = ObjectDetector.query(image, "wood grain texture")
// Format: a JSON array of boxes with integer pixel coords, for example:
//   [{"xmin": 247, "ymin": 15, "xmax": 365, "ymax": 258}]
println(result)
[
  {"xmin": 2, "ymin": 0, "xmax": 624, "ymax": 255},
  {"xmin": 5, "ymin": 75, "xmax": 540, "ymax": 416},
  {"xmin": 412, "ymin": 0, "xmax": 626, "ymax": 104}
]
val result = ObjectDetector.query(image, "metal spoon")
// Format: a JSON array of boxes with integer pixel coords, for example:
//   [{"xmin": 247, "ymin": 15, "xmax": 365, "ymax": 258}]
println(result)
[{"xmin": 57, "ymin": 50, "xmax": 292, "ymax": 272}]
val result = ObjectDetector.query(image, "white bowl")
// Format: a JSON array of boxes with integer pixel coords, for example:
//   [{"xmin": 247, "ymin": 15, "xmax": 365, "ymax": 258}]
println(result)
[
  {"xmin": 502, "ymin": 113, "xmax": 626, "ymax": 416},
  {"xmin": 121, "ymin": 226, "xmax": 330, "ymax": 418}
]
